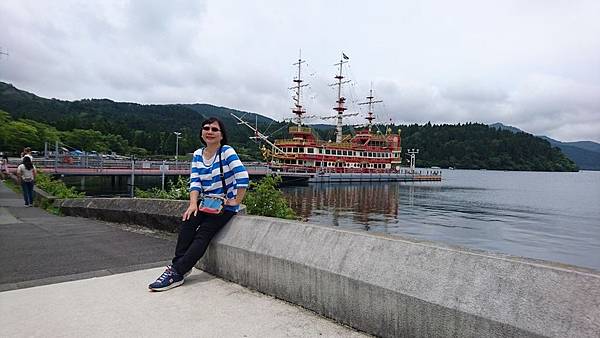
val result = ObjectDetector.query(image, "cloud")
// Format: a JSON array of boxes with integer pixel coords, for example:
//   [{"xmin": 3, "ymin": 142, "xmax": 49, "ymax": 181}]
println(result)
[
  {"xmin": 508, "ymin": 74, "xmax": 600, "ymax": 141},
  {"xmin": 1, "ymin": 0, "xmax": 599, "ymax": 142}
]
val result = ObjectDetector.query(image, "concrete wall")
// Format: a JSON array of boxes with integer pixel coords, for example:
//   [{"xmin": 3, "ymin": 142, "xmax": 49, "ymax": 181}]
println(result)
[
  {"xmin": 59, "ymin": 198, "xmax": 600, "ymax": 338},
  {"xmin": 59, "ymin": 198, "xmax": 187, "ymax": 232}
]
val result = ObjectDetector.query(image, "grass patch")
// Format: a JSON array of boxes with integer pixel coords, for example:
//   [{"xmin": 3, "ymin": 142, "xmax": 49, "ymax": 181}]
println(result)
[{"xmin": 3, "ymin": 178, "xmax": 20, "ymax": 193}]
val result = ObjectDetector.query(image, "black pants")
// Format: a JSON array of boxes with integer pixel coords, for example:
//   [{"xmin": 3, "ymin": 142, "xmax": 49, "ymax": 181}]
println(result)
[{"xmin": 171, "ymin": 210, "xmax": 235, "ymax": 275}]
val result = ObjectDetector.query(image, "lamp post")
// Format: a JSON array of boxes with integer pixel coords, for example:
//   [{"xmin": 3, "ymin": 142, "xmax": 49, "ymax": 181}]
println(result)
[
  {"xmin": 174, "ymin": 131, "xmax": 182, "ymax": 169},
  {"xmin": 407, "ymin": 148, "xmax": 419, "ymax": 173}
]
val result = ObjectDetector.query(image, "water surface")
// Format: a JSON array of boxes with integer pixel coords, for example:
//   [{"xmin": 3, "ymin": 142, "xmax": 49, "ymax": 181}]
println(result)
[{"xmin": 282, "ymin": 170, "xmax": 600, "ymax": 270}]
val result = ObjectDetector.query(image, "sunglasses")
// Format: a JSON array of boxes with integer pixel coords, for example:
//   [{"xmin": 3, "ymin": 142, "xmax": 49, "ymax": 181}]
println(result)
[{"xmin": 202, "ymin": 126, "xmax": 221, "ymax": 132}]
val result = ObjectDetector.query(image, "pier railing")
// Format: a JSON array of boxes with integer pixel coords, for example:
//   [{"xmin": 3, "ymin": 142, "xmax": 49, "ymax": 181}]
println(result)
[{"xmin": 6, "ymin": 157, "xmax": 271, "ymax": 176}]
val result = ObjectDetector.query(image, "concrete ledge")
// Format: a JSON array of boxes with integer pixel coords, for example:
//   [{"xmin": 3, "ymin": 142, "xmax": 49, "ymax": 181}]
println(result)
[
  {"xmin": 198, "ymin": 217, "xmax": 600, "ymax": 338},
  {"xmin": 59, "ymin": 198, "xmax": 188, "ymax": 232},
  {"xmin": 57, "ymin": 198, "xmax": 600, "ymax": 337},
  {"xmin": 58, "ymin": 198, "xmax": 246, "ymax": 232}
]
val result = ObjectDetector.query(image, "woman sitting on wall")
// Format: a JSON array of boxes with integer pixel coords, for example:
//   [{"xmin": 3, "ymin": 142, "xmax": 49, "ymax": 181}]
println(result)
[{"xmin": 149, "ymin": 117, "xmax": 249, "ymax": 291}]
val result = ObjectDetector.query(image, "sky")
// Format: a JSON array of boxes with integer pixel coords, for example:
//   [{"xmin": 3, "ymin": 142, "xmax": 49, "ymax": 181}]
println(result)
[{"xmin": 1, "ymin": 0, "xmax": 599, "ymax": 142}]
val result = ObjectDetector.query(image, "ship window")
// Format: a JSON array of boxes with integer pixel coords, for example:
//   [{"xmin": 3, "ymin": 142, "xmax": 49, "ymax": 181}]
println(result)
[
  {"xmin": 307, "ymin": 148, "xmax": 314, "ymax": 153},
  {"xmin": 293, "ymin": 147, "xmax": 298, "ymax": 153}
]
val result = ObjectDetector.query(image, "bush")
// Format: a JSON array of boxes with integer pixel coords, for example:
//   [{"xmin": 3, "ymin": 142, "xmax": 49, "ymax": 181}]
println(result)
[
  {"xmin": 244, "ymin": 175, "xmax": 296, "ymax": 220},
  {"xmin": 35, "ymin": 171, "xmax": 84, "ymax": 199},
  {"xmin": 135, "ymin": 176, "xmax": 190, "ymax": 200}
]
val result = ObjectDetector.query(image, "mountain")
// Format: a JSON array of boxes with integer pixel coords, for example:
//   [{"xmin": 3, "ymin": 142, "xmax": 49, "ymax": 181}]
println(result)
[
  {"xmin": 488, "ymin": 123, "xmax": 522, "ymax": 134},
  {"xmin": 490, "ymin": 123, "xmax": 600, "ymax": 170},
  {"xmin": 0, "ymin": 82, "xmax": 579, "ymax": 171},
  {"xmin": 0, "ymin": 81, "xmax": 279, "ymax": 159}
]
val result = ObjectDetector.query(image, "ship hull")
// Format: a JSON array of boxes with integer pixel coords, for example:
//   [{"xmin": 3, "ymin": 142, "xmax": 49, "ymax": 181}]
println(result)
[{"xmin": 269, "ymin": 168, "xmax": 441, "ymax": 184}]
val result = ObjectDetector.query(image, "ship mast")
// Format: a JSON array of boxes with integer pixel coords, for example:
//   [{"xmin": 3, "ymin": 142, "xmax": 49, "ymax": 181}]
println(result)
[
  {"xmin": 290, "ymin": 51, "xmax": 308, "ymax": 131},
  {"xmin": 358, "ymin": 84, "xmax": 383, "ymax": 132},
  {"xmin": 332, "ymin": 52, "xmax": 351, "ymax": 143}
]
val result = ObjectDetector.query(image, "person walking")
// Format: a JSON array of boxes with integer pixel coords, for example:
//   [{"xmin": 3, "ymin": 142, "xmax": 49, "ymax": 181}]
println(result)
[
  {"xmin": 21, "ymin": 147, "xmax": 33, "ymax": 160},
  {"xmin": 149, "ymin": 117, "xmax": 249, "ymax": 291},
  {"xmin": 16, "ymin": 156, "xmax": 37, "ymax": 207},
  {"xmin": 0, "ymin": 154, "xmax": 8, "ymax": 181}
]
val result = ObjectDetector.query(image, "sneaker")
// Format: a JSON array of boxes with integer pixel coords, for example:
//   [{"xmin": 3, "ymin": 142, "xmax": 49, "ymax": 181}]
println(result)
[
  {"xmin": 148, "ymin": 266, "xmax": 184, "ymax": 291},
  {"xmin": 167, "ymin": 265, "xmax": 192, "ymax": 278}
]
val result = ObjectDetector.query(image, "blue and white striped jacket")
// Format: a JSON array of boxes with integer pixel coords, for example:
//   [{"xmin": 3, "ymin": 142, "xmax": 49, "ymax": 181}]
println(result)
[{"xmin": 190, "ymin": 145, "xmax": 249, "ymax": 212}]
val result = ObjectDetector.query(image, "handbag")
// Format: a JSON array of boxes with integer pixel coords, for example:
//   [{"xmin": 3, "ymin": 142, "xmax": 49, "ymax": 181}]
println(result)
[
  {"xmin": 198, "ymin": 195, "xmax": 226, "ymax": 215},
  {"xmin": 198, "ymin": 147, "xmax": 228, "ymax": 215}
]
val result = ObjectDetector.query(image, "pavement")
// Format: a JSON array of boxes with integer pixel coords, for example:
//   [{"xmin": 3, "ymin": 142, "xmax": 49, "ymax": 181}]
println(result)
[{"xmin": 0, "ymin": 181, "xmax": 368, "ymax": 337}]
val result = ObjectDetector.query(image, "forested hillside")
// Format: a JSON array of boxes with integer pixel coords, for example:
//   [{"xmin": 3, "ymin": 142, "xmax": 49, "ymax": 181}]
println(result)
[
  {"xmin": 0, "ymin": 82, "xmax": 270, "ymax": 160},
  {"xmin": 491, "ymin": 123, "xmax": 600, "ymax": 170},
  {"xmin": 398, "ymin": 123, "xmax": 577, "ymax": 171},
  {"xmin": 0, "ymin": 81, "xmax": 578, "ymax": 171}
]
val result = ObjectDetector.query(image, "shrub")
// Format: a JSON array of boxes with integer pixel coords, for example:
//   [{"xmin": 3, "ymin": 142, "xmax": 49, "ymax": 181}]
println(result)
[
  {"xmin": 35, "ymin": 171, "xmax": 84, "ymax": 199},
  {"xmin": 244, "ymin": 175, "xmax": 296, "ymax": 220},
  {"xmin": 135, "ymin": 176, "xmax": 190, "ymax": 200}
]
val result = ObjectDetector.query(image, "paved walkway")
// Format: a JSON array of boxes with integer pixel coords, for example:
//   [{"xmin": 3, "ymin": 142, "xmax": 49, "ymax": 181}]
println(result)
[{"xmin": 0, "ymin": 181, "xmax": 367, "ymax": 337}]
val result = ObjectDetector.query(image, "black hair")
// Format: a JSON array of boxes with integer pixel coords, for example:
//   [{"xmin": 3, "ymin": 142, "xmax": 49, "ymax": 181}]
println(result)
[
  {"xmin": 22, "ymin": 156, "xmax": 33, "ymax": 170},
  {"xmin": 199, "ymin": 117, "xmax": 228, "ymax": 146}
]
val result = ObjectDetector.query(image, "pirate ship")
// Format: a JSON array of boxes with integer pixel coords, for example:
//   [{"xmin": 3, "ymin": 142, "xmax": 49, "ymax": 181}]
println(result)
[{"xmin": 232, "ymin": 53, "xmax": 441, "ymax": 183}]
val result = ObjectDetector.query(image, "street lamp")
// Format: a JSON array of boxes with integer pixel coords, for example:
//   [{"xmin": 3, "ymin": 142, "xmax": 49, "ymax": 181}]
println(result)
[
  {"xmin": 407, "ymin": 148, "xmax": 419, "ymax": 173},
  {"xmin": 174, "ymin": 131, "xmax": 182, "ymax": 169}
]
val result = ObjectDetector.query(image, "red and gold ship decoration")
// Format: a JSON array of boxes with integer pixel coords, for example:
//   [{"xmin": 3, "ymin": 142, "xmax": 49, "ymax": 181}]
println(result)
[{"xmin": 234, "ymin": 53, "xmax": 403, "ymax": 174}]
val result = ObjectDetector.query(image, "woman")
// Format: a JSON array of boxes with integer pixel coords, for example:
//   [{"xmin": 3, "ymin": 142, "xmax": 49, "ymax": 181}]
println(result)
[
  {"xmin": 21, "ymin": 147, "xmax": 33, "ymax": 160},
  {"xmin": 0, "ymin": 154, "xmax": 8, "ymax": 181},
  {"xmin": 17, "ymin": 156, "xmax": 37, "ymax": 207},
  {"xmin": 149, "ymin": 117, "xmax": 249, "ymax": 291}
]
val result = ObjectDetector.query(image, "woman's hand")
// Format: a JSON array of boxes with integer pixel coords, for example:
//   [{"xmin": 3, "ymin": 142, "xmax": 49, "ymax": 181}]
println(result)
[{"xmin": 182, "ymin": 203, "xmax": 198, "ymax": 221}]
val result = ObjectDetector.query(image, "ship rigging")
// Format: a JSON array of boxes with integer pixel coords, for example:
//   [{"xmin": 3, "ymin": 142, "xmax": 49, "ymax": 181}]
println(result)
[{"xmin": 232, "ymin": 52, "xmax": 404, "ymax": 174}]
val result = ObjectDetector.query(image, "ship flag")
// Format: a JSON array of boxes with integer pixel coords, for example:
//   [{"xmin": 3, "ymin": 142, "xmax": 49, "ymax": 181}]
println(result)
[{"xmin": 342, "ymin": 52, "xmax": 349, "ymax": 60}]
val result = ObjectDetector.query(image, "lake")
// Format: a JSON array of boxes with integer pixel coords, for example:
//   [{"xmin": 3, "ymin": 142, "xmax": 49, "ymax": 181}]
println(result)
[
  {"xmin": 282, "ymin": 169, "xmax": 600, "ymax": 270},
  {"xmin": 62, "ymin": 169, "xmax": 600, "ymax": 270}
]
